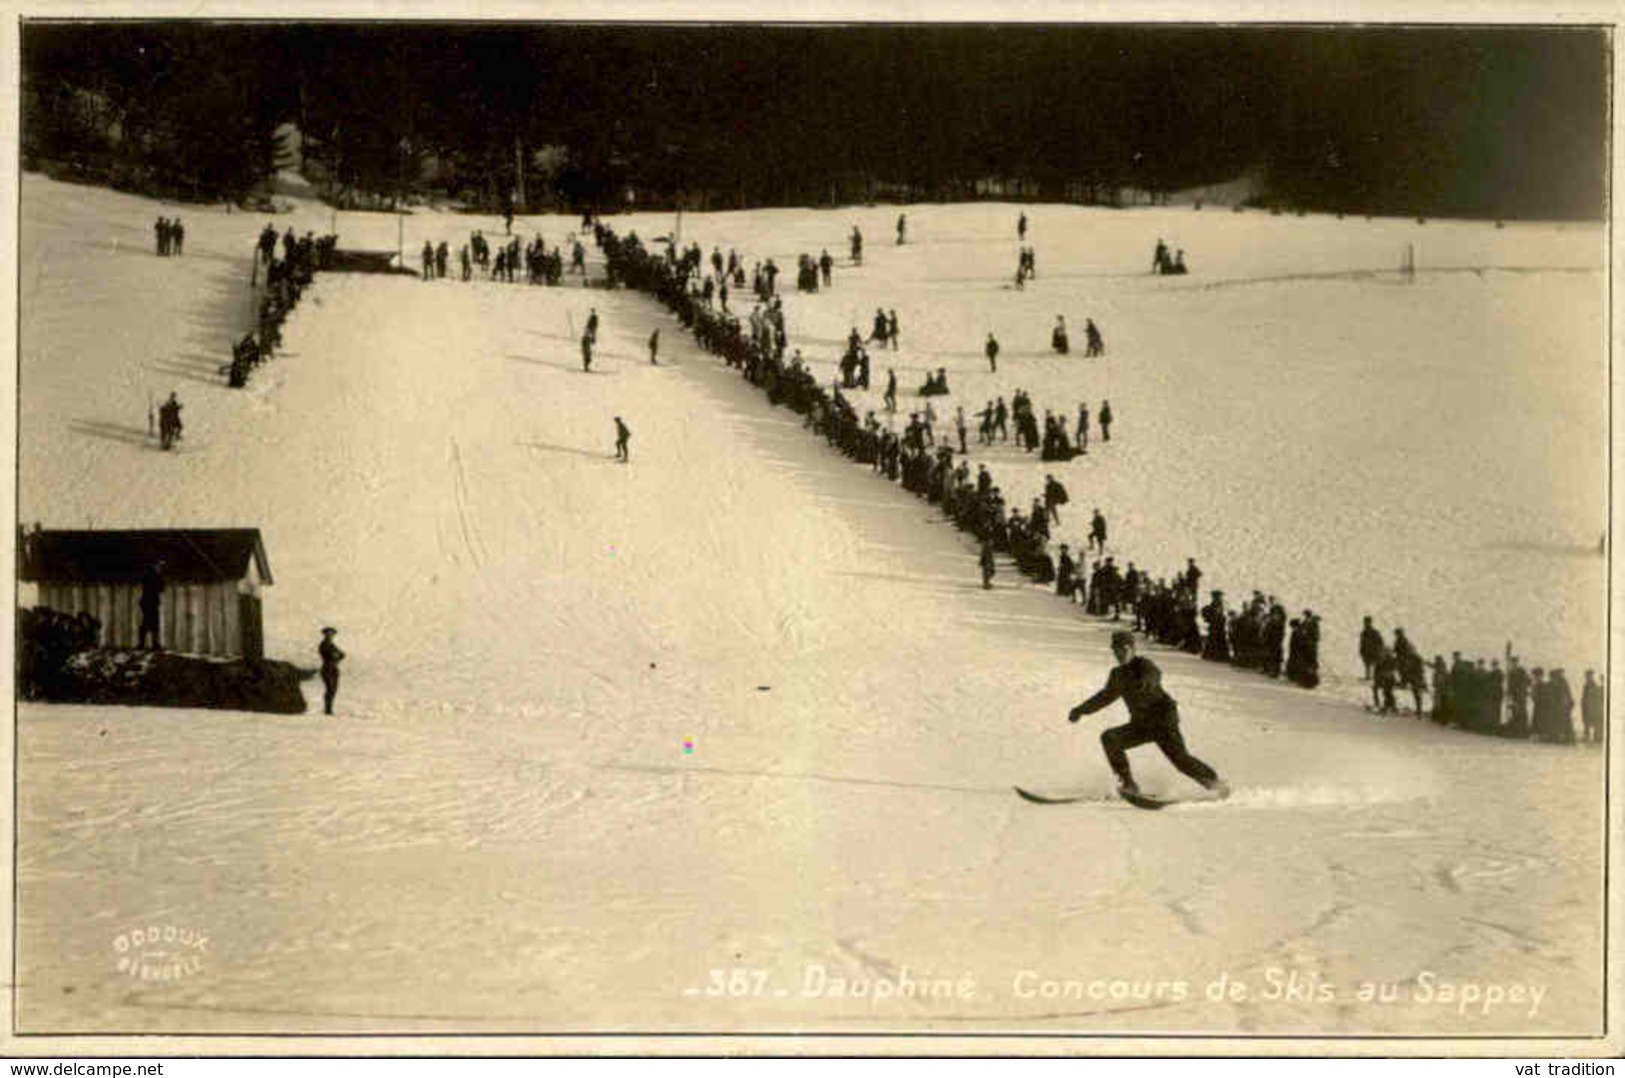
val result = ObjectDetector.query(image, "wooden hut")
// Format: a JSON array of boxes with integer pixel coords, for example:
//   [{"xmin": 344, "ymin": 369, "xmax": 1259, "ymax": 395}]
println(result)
[{"xmin": 20, "ymin": 529, "xmax": 272, "ymax": 660}]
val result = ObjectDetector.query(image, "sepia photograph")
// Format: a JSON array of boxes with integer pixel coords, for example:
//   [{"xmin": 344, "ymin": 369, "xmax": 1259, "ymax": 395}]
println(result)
[{"xmin": 5, "ymin": 6, "xmax": 1617, "ymax": 1058}]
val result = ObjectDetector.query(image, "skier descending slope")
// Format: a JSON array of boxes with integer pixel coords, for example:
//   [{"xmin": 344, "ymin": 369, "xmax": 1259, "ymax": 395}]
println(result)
[{"xmin": 1067, "ymin": 631, "xmax": 1230, "ymax": 808}]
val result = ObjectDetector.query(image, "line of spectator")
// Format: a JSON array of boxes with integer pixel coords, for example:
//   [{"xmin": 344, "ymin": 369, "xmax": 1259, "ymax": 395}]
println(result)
[
  {"xmin": 232, "ymin": 223, "xmax": 337, "ymax": 388},
  {"xmin": 594, "ymin": 219, "xmax": 1323, "ymax": 695},
  {"xmin": 1359, "ymin": 619, "xmax": 1601, "ymax": 744}
]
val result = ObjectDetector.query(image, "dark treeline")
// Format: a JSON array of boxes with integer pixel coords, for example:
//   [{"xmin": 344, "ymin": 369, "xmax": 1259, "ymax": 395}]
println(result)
[{"xmin": 21, "ymin": 22, "xmax": 1608, "ymax": 220}]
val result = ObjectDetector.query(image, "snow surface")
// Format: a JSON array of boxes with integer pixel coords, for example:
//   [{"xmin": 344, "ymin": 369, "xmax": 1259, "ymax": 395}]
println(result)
[{"xmin": 13, "ymin": 175, "xmax": 1610, "ymax": 1039}]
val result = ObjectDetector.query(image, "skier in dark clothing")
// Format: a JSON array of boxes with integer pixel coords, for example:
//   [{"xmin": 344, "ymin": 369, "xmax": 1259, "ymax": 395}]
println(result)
[
  {"xmin": 985, "ymin": 333, "xmax": 1000, "ymax": 373},
  {"xmin": 318, "ymin": 627, "xmax": 344, "ymax": 715},
  {"xmin": 649, "ymin": 329, "xmax": 660, "ymax": 365},
  {"xmin": 1098, "ymin": 400, "xmax": 1114, "ymax": 442},
  {"xmin": 139, "ymin": 561, "xmax": 165, "ymax": 650},
  {"xmin": 1069, "ymin": 631, "xmax": 1228, "ymax": 799},
  {"xmin": 979, "ymin": 540, "xmax": 996, "ymax": 589},
  {"xmin": 1018, "ymin": 212, "xmax": 1028, "ymax": 241}
]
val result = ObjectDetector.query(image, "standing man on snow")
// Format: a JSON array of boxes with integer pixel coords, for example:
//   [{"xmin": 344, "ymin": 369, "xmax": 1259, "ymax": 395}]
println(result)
[
  {"xmin": 985, "ymin": 332, "xmax": 1000, "ymax": 373},
  {"xmin": 318, "ymin": 627, "xmax": 345, "ymax": 716},
  {"xmin": 614, "ymin": 416, "xmax": 632, "ymax": 462},
  {"xmin": 158, "ymin": 392, "xmax": 183, "ymax": 451},
  {"xmin": 1069, "ymin": 630, "xmax": 1229, "ymax": 800},
  {"xmin": 1359, "ymin": 615, "xmax": 1383, "ymax": 680}
]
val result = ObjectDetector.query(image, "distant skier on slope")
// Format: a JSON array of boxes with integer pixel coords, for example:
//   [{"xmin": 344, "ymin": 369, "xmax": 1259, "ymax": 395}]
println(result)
[{"xmin": 1068, "ymin": 630, "xmax": 1229, "ymax": 800}]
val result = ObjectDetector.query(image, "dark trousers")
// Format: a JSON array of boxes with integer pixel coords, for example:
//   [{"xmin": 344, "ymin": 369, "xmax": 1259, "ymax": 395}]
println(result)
[
  {"xmin": 1100, "ymin": 710, "xmax": 1217, "ymax": 787},
  {"xmin": 322, "ymin": 670, "xmax": 339, "ymax": 715},
  {"xmin": 138, "ymin": 612, "xmax": 160, "ymax": 650}
]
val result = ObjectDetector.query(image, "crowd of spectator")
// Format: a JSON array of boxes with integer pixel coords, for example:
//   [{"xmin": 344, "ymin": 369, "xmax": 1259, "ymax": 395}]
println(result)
[
  {"xmin": 231, "ymin": 223, "xmax": 337, "ymax": 388},
  {"xmin": 1359, "ymin": 619, "xmax": 1601, "ymax": 744},
  {"xmin": 592, "ymin": 218, "xmax": 1323, "ymax": 691}
]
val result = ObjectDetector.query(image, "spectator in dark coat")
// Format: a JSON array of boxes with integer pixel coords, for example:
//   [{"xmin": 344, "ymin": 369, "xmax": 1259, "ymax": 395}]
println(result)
[
  {"xmin": 1581, "ymin": 670, "xmax": 1603, "ymax": 743},
  {"xmin": 318, "ymin": 627, "xmax": 345, "ymax": 716},
  {"xmin": 139, "ymin": 560, "xmax": 165, "ymax": 650},
  {"xmin": 1359, "ymin": 616, "xmax": 1383, "ymax": 681}
]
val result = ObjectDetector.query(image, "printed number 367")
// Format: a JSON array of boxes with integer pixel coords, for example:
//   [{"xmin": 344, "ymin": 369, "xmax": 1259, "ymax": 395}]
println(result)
[{"xmin": 707, "ymin": 968, "xmax": 769, "ymax": 997}]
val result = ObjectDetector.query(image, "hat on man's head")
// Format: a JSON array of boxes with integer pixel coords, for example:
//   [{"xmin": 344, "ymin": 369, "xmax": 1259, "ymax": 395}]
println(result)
[
  {"xmin": 1110, "ymin": 630, "xmax": 1135, "ymax": 648},
  {"xmin": 322, "ymin": 626, "xmax": 337, "ymax": 635}
]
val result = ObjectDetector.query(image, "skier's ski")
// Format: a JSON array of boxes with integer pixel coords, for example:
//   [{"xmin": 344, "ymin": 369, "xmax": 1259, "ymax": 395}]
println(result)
[
  {"xmin": 1120, "ymin": 782, "xmax": 1232, "ymax": 811},
  {"xmin": 1013, "ymin": 786, "xmax": 1091, "ymax": 805}
]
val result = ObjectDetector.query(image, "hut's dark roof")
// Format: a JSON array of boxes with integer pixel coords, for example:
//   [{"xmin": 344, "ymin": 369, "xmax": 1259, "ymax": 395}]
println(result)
[{"xmin": 22, "ymin": 529, "xmax": 272, "ymax": 585}]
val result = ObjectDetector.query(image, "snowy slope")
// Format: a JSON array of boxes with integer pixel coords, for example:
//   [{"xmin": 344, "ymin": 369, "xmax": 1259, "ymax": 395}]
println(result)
[{"xmin": 13, "ymin": 176, "xmax": 1608, "ymax": 1041}]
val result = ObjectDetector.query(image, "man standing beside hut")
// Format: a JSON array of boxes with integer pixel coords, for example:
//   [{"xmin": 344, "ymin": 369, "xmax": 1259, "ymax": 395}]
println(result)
[{"xmin": 319, "ymin": 627, "xmax": 345, "ymax": 716}]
